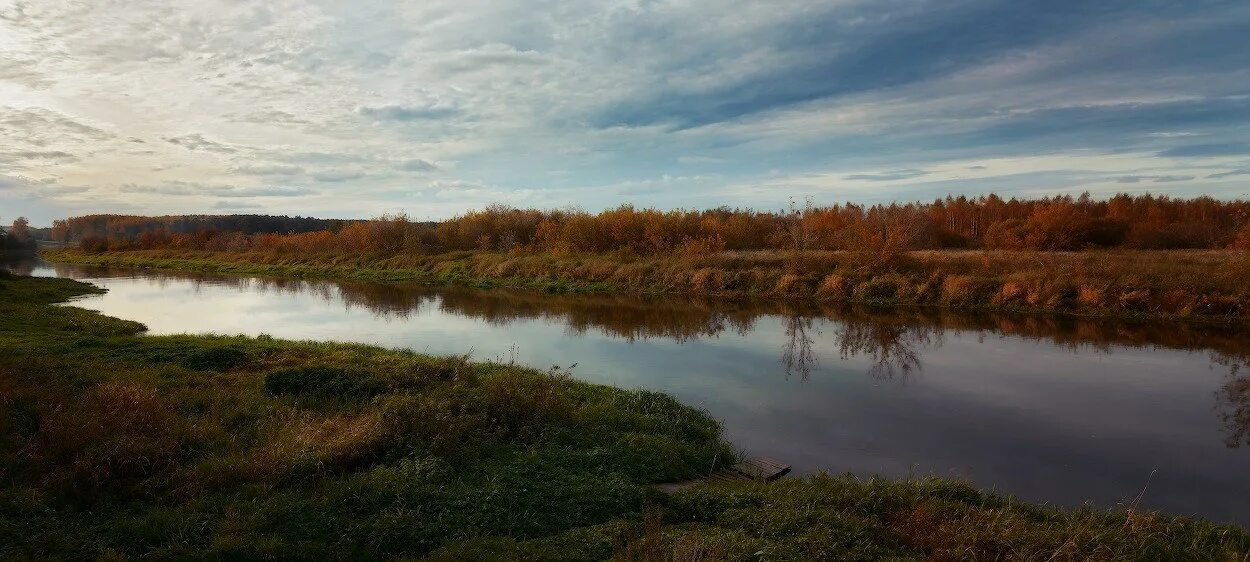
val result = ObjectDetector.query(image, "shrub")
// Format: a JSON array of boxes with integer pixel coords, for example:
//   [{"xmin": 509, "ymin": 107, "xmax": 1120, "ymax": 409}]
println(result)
[
  {"xmin": 264, "ymin": 366, "xmax": 387, "ymax": 399},
  {"xmin": 939, "ymin": 275, "xmax": 983, "ymax": 306},
  {"xmin": 853, "ymin": 276, "xmax": 903, "ymax": 302},
  {"xmin": 481, "ymin": 369, "xmax": 573, "ymax": 437},
  {"xmin": 180, "ymin": 347, "xmax": 249, "ymax": 371}
]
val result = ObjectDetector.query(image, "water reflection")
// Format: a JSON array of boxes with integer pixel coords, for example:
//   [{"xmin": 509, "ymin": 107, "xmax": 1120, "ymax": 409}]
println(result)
[
  {"xmin": 836, "ymin": 317, "xmax": 938, "ymax": 382},
  {"xmin": 2, "ymin": 256, "xmax": 36, "ymax": 276},
  {"xmin": 780, "ymin": 315, "xmax": 817, "ymax": 380},
  {"xmin": 38, "ymin": 262, "xmax": 1250, "ymax": 370},
  {"xmin": 32, "ymin": 261, "xmax": 1250, "ymax": 449},
  {"xmin": 1215, "ymin": 354, "xmax": 1250, "ymax": 449},
  {"xmin": 11, "ymin": 259, "xmax": 1250, "ymax": 524}
]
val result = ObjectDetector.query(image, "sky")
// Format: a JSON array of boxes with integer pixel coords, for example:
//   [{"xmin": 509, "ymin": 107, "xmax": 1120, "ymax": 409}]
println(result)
[{"xmin": 1, "ymin": 0, "xmax": 1249, "ymax": 225}]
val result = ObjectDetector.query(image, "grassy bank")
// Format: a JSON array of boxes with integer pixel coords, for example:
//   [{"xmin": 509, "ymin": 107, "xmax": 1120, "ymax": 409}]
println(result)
[
  {"xmin": 2, "ymin": 272, "xmax": 1249, "ymax": 559},
  {"xmin": 44, "ymin": 247, "xmax": 1250, "ymax": 322}
]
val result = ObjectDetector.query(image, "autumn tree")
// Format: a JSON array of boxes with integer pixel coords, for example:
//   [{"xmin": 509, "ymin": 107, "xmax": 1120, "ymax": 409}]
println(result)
[
  {"xmin": 10, "ymin": 217, "xmax": 30, "ymax": 244},
  {"xmin": 852, "ymin": 204, "xmax": 933, "ymax": 265}
]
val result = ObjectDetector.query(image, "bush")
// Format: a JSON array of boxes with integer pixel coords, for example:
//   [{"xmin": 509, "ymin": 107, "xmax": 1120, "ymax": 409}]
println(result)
[
  {"xmin": 263, "ymin": 366, "xmax": 387, "ymax": 399},
  {"xmin": 853, "ymin": 276, "xmax": 904, "ymax": 302},
  {"xmin": 180, "ymin": 347, "xmax": 249, "ymax": 371},
  {"xmin": 1128, "ymin": 221, "xmax": 1218, "ymax": 249}
]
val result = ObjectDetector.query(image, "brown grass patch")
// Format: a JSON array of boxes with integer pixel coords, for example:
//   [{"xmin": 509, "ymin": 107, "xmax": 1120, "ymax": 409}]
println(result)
[
  {"xmin": 773, "ymin": 273, "xmax": 807, "ymax": 296},
  {"xmin": 817, "ymin": 274, "xmax": 851, "ymax": 299},
  {"xmin": 1078, "ymin": 285, "xmax": 1106, "ymax": 307},
  {"xmin": 689, "ymin": 268, "xmax": 724, "ymax": 293},
  {"xmin": 239, "ymin": 409, "xmax": 388, "ymax": 480},
  {"xmin": 30, "ymin": 381, "xmax": 188, "ymax": 493}
]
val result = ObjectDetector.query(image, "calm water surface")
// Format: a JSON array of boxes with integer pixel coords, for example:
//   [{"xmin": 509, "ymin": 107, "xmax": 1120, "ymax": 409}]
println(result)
[{"xmin": 11, "ymin": 259, "xmax": 1250, "ymax": 525}]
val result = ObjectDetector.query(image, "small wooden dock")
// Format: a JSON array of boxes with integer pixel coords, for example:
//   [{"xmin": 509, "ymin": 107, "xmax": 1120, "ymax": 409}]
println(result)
[{"xmin": 651, "ymin": 456, "xmax": 791, "ymax": 494}]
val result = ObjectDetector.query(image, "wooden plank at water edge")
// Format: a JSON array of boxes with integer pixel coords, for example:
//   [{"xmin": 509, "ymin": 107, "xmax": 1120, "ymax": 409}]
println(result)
[
  {"xmin": 648, "ymin": 456, "xmax": 791, "ymax": 495},
  {"xmin": 729, "ymin": 456, "xmax": 791, "ymax": 481}
]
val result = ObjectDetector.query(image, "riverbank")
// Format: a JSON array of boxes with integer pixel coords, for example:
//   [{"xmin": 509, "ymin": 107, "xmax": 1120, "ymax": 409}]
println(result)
[
  {"xmin": 2, "ymin": 271, "xmax": 1248, "ymax": 559},
  {"xmin": 43, "ymin": 247, "xmax": 1250, "ymax": 323}
]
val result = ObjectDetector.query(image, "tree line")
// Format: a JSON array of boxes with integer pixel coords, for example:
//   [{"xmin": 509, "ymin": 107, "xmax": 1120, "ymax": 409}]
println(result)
[
  {"xmin": 53, "ymin": 214, "xmax": 357, "ymax": 246},
  {"xmin": 64, "ymin": 193, "xmax": 1250, "ymax": 256}
]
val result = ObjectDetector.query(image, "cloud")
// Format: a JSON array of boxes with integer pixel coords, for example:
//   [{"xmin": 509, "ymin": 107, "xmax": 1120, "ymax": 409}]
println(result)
[
  {"xmin": 0, "ymin": 57, "xmax": 53, "ymax": 89},
  {"xmin": 1, "ymin": 150, "xmax": 78, "ymax": 162},
  {"xmin": 0, "ymin": 174, "xmax": 38, "ymax": 191},
  {"xmin": 397, "ymin": 159, "xmax": 438, "ymax": 172},
  {"xmin": 432, "ymin": 43, "xmax": 548, "ymax": 75},
  {"xmin": 120, "ymin": 181, "xmax": 313, "ymax": 198},
  {"xmin": 1157, "ymin": 143, "xmax": 1250, "ymax": 158},
  {"xmin": 1207, "ymin": 169, "xmax": 1250, "ymax": 179},
  {"xmin": 230, "ymin": 164, "xmax": 305, "ymax": 176},
  {"xmin": 312, "ymin": 170, "xmax": 365, "ymax": 182},
  {"xmin": 426, "ymin": 179, "xmax": 486, "ymax": 192},
  {"xmin": 0, "ymin": 174, "xmax": 90, "ymax": 198},
  {"xmin": 211, "ymin": 201, "xmax": 263, "ymax": 210},
  {"xmin": 164, "ymin": 134, "xmax": 238, "ymax": 154},
  {"xmin": 678, "ymin": 156, "xmax": 725, "ymax": 164},
  {"xmin": 592, "ymin": 1, "xmax": 1249, "ymax": 129},
  {"xmin": 358, "ymin": 104, "xmax": 460, "ymax": 121},
  {"xmin": 3, "ymin": 0, "xmax": 1250, "ymax": 223},
  {"xmin": 278, "ymin": 152, "xmax": 372, "ymax": 165},
  {"xmin": 844, "ymin": 169, "xmax": 931, "ymax": 181},
  {"xmin": 0, "ymin": 107, "xmax": 111, "ymax": 148},
  {"xmin": 1115, "ymin": 175, "xmax": 1195, "ymax": 183},
  {"xmin": 229, "ymin": 110, "xmax": 314, "ymax": 126}
]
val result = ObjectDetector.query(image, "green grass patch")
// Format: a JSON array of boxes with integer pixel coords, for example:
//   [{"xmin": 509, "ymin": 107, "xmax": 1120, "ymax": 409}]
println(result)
[{"xmin": 264, "ymin": 366, "xmax": 387, "ymax": 399}]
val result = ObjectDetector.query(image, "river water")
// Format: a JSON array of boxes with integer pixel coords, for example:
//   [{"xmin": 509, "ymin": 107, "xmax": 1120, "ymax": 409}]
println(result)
[{"xmin": 9, "ymin": 258, "xmax": 1250, "ymax": 525}]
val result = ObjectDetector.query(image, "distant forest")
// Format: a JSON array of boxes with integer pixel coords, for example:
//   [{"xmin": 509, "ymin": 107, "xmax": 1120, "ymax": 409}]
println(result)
[
  {"xmin": 54, "ymin": 214, "xmax": 359, "ymax": 244},
  {"xmin": 61, "ymin": 193, "xmax": 1250, "ymax": 255}
]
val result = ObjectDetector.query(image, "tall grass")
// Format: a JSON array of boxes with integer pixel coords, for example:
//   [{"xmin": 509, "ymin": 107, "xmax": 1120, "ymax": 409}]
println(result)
[{"xmin": 45, "ymin": 247, "xmax": 1250, "ymax": 322}]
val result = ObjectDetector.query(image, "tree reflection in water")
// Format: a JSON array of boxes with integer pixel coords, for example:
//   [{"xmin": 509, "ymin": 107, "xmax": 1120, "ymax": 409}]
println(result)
[
  {"xmin": 0, "ymin": 257, "xmax": 35, "ymax": 276},
  {"xmin": 780, "ymin": 313, "xmax": 941, "ymax": 381},
  {"xmin": 834, "ymin": 316, "xmax": 939, "ymax": 381},
  {"xmin": 780, "ymin": 315, "xmax": 817, "ymax": 380},
  {"xmin": 1214, "ymin": 354, "xmax": 1250, "ymax": 448}
]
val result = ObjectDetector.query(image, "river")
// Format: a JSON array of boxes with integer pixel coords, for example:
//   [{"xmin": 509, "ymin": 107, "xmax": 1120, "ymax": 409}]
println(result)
[{"xmin": 9, "ymin": 258, "xmax": 1250, "ymax": 525}]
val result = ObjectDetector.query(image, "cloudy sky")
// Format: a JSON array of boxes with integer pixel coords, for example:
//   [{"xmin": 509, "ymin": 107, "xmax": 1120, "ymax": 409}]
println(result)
[{"xmin": 1, "ymin": 0, "xmax": 1249, "ymax": 224}]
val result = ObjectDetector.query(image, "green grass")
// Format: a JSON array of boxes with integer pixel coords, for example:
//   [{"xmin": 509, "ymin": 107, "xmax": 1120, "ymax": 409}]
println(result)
[{"xmin": 2, "ymin": 270, "xmax": 1248, "ymax": 559}]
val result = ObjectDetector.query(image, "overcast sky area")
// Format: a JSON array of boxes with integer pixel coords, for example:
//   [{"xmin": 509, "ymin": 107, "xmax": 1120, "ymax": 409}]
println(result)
[{"xmin": 1, "ymin": 0, "xmax": 1249, "ymax": 224}]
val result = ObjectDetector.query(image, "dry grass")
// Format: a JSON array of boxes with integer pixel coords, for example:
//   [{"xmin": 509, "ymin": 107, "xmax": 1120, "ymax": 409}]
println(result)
[{"xmin": 45, "ymin": 248, "xmax": 1250, "ymax": 322}]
